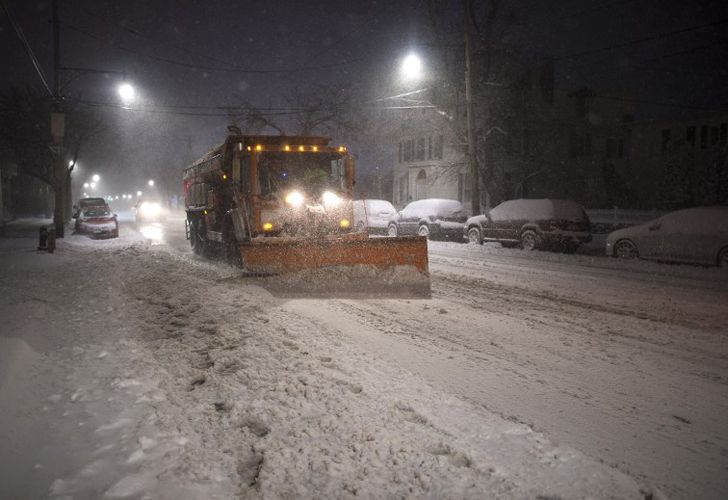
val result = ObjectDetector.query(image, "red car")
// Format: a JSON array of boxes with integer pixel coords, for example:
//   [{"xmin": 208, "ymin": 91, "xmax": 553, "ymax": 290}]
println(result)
[{"xmin": 76, "ymin": 205, "xmax": 119, "ymax": 238}]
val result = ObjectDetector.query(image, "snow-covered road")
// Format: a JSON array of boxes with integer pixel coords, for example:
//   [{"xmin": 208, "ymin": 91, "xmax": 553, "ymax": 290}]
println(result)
[{"xmin": 1, "ymin": 217, "xmax": 726, "ymax": 499}]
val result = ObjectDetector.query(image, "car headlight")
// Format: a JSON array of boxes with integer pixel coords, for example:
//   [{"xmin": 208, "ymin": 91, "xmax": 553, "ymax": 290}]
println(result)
[
  {"xmin": 140, "ymin": 201, "xmax": 161, "ymax": 218},
  {"xmin": 322, "ymin": 191, "xmax": 342, "ymax": 208},
  {"xmin": 285, "ymin": 191, "xmax": 305, "ymax": 207}
]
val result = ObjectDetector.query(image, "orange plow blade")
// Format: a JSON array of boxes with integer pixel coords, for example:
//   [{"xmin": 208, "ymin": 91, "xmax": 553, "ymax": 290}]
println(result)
[{"xmin": 239, "ymin": 234, "xmax": 429, "ymax": 276}]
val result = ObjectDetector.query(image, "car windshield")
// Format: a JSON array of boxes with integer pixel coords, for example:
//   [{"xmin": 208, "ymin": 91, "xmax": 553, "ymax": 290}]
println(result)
[{"xmin": 82, "ymin": 207, "xmax": 110, "ymax": 217}]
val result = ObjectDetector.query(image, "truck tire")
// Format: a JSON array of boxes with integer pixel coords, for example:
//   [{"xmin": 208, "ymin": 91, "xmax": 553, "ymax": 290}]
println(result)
[{"xmin": 190, "ymin": 220, "xmax": 206, "ymax": 256}]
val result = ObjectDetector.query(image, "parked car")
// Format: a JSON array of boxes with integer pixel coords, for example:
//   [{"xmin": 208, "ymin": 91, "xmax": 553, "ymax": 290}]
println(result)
[
  {"xmin": 353, "ymin": 199, "xmax": 398, "ymax": 234},
  {"xmin": 75, "ymin": 205, "xmax": 119, "ymax": 238},
  {"xmin": 465, "ymin": 198, "xmax": 592, "ymax": 252},
  {"xmin": 606, "ymin": 206, "xmax": 728, "ymax": 266},
  {"xmin": 388, "ymin": 199, "xmax": 467, "ymax": 240},
  {"xmin": 73, "ymin": 197, "xmax": 110, "ymax": 231}
]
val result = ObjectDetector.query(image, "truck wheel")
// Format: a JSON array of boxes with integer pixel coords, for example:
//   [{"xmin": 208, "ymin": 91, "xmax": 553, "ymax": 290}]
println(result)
[{"xmin": 190, "ymin": 221, "xmax": 205, "ymax": 255}]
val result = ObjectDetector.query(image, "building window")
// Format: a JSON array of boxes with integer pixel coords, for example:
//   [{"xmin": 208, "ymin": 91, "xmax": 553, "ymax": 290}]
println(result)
[
  {"xmin": 711, "ymin": 126, "xmax": 719, "ymax": 146},
  {"xmin": 434, "ymin": 135, "xmax": 443, "ymax": 160},
  {"xmin": 415, "ymin": 169, "xmax": 427, "ymax": 200},
  {"xmin": 700, "ymin": 125, "xmax": 708, "ymax": 149},
  {"xmin": 686, "ymin": 126, "xmax": 696, "ymax": 149},
  {"xmin": 427, "ymin": 136, "xmax": 433, "ymax": 159},
  {"xmin": 416, "ymin": 138, "xmax": 425, "ymax": 161},
  {"xmin": 661, "ymin": 129, "xmax": 671, "ymax": 153},
  {"xmin": 721, "ymin": 123, "xmax": 727, "ymax": 146},
  {"xmin": 399, "ymin": 174, "xmax": 407, "ymax": 203},
  {"xmin": 457, "ymin": 173, "xmax": 464, "ymax": 202},
  {"xmin": 523, "ymin": 129, "xmax": 531, "ymax": 155},
  {"xmin": 607, "ymin": 138, "xmax": 625, "ymax": 159}
]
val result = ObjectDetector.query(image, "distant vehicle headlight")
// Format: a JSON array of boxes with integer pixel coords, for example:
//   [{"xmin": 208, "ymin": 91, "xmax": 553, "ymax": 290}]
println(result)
[
  {"xmin": 285, "ymin": 191, "xmax": 305, "ymax": 207},
  {"xmin": 322, "ymin": 191, "xmax": 342, "ymax": 208},
  {"xmin": 139, "ymin": 201, "xmax": 161, "ymax": 218}
]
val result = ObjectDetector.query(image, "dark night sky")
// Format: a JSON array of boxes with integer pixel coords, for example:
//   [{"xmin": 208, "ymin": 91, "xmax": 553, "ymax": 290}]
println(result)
[{"xmin": 1, "ymin": 0, "xmax": 727, "ymax": 194}]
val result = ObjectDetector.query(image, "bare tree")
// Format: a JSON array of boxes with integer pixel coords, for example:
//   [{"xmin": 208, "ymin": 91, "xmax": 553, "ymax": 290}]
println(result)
[
  {"xmin": 228, "ymin": 84, "xmax": 362, "ymax": 137},
  {"xmin": 0, "ymin": 86, "xmax": 110, "ymax": 216}
]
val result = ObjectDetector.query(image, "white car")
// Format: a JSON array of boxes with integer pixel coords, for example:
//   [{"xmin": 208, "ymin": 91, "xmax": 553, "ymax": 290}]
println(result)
[
  {"xmin": 606, "ymin": 206, "xmax": 728, "ymax": 266},
  {"xmin": 76, "ymin": 206, "xmax": 119, "ymax": 238},
  {"xmin": 388, "ymin": 199, "xmax": 467, "ymax": 240},
  {"xmin": 353, "ymin": 199, "xmax": 398, "ymax": 234}
]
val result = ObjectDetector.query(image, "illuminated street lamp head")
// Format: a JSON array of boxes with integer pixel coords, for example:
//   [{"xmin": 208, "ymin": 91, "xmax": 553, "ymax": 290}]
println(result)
[
  {"xmin": 89, "ymin": 182, "xmax": 97, "ymax": 189},
  {"xmin": 118, "ymin": 83, "xmax": 135, "ymax": 104},
  {"xmin": 92, "ymin": 174, "xmax": 100, "ymax": 182},
  {"xmin": 83, "ymin": 182, "xmax": 89, "ymax": 188},
  {"xmin": 136, "ymin": 190, "xmax": 142, "ymax": 196},
  {"xmin": 148, "ymin": 179, "xmax": 155, "ymax": 187},
  {"xmin": 401, "ymin": 53, "xmax": 423, "ymax": 82}
]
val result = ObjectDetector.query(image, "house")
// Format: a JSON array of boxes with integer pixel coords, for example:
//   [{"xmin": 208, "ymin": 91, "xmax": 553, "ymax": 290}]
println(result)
[
  {"xmin": 391, "ymin": 110, "xmax": 469, "ymax": 209},
  {"xmin": 629, "ymin": 111, "xmax": 728, "ymax": 209}
]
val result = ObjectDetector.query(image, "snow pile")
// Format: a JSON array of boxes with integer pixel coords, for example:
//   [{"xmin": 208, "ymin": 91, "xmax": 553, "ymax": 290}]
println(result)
[
  {"xmin": 1, "ymin": 232, "xmax": 648, "ymax": 499},
  {"xmin": 119, "ymin": 243, "xmax": 644, "ymax": 499}
]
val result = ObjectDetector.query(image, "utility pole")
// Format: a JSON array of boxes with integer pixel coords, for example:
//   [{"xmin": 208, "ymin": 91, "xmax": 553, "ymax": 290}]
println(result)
[
  {"xmin": 463, "ymin": 0, "xmax": 480, "ymax": 215},
  {"xmin": 51, "ymin": 0, "xmax": 66, "ymax": 237}
]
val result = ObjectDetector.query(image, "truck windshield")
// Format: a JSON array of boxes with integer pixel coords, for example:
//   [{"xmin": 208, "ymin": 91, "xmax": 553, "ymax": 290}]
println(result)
[{"xmin": 258, "ymin": 152, "xmax": 345, "ymax": 196}]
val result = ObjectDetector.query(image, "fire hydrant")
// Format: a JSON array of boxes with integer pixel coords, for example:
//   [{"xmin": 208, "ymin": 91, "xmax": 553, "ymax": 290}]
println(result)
[
  {"xmin": 38, "ymin": 226, "xmax": 48, "ymax": 250},
  {"xmin": 47, "ymin": 226, "xmax": 56, "ymax": 253}
]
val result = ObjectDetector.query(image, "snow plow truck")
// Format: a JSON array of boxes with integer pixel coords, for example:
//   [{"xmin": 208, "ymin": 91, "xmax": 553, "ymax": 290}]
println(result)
[{"xmin": 183, "ymin": 128, "xmax": 429, "ymax": 277}]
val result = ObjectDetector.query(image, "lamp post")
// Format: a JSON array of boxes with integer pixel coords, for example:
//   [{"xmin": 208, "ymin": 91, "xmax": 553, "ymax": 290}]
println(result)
[{"xmin": 463, "ymin": 0, "xmax": 480, "ymax": 214}]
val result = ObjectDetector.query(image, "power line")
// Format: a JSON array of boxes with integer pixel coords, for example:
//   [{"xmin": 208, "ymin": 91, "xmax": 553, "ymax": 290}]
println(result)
[
  {"xmin": 555, "ymin": 18, "xmax": 728, "ymax": 60},
  {"xmin": 63, "ymin": 0, "xmax": 239, "ymax": 70},
  {"xmin": 63, "ymin": 22, "xmax": 365, "ymax": 75},
  {"xmin": 0, "ymin": 0, "xmax": 53, "ymax": 96}
]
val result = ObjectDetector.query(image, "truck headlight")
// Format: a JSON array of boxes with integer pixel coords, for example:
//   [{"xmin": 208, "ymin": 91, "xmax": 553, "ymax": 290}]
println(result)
[
  {"xmin": 285, "ymin": 191, "xmax": 305, "ymax": 207},
  {"xmin": 322, "ymin": 191, "xmax": 342, "ymax": 208}
]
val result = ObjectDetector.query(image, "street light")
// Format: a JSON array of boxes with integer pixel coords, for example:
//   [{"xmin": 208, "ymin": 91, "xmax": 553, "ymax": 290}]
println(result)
[
  {"xmin": 148, "ymin": 179, "xmax": 155, "ymax": 187},
  {"xmin": 83, "ymin": 182, "xmax": 89, "ymax": 188},
  {"xmin": 401, "ymin": 54, "xmax": 423, "ymax": 82},
  {"xmin": 89, "ymin": 182, "xmax": 97, "ymax": 189},
  {"xmin": 92, "ymin": 174, "xmax": 100, "ymax": 182},
  {"xmin": 118, "ymin": 83, "xmax": 135, "ymax": 105},
  {"xmin": 137, "ymin": 190, "xmax": 142, "ymax": 196}
]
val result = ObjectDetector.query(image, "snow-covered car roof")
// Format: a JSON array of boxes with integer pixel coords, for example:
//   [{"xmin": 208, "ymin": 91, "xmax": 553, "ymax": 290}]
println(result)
[
  {"xmin": 608, "ymin": 206, "xmax": 728, "ymax": 241},
  {"xmin": 490, "ymin": 199, "xmax": 587, "ymax": 222},
  {"xmin": 402, "ymin": 199, "xmax": 465, "ymax": 218},
  {"xmin": 78, "ymin": 197, "xmax": 108, "ymax": 208}
]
